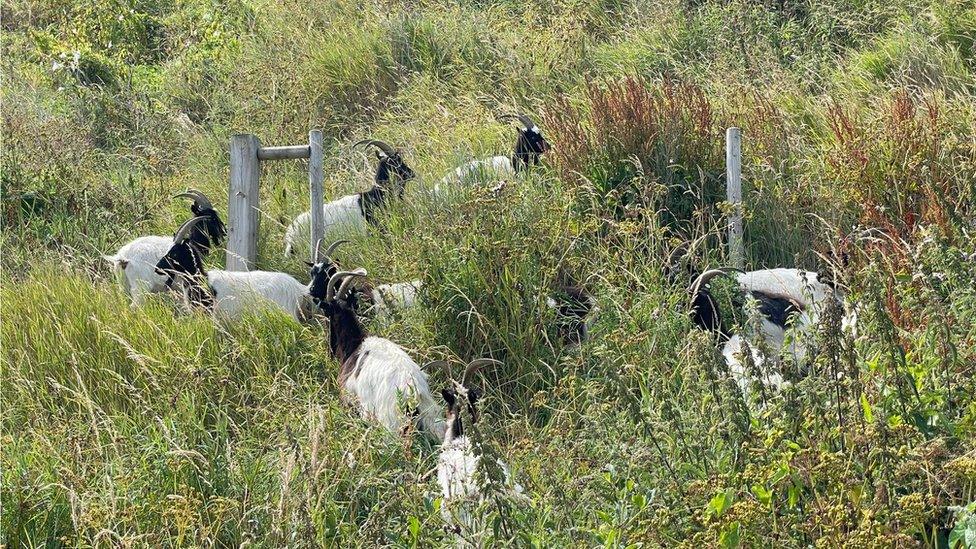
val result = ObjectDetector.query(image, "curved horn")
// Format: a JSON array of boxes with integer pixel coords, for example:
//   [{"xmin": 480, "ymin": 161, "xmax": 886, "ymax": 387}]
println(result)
[
  {"xmin": 174, "ymin": 189, "xmax": 214, "ymax": 210},
  {"xmin": 687, "ymin": 268, "xmax": 743, "ymax": 301},
  {"xmin": 335, "ymin": 272, "xmax": 365, "ymax": 301},
  {"xmin": 313, "ymin": 238, "xmax": 348, "ymax": 264},
  {"xmin": 353, "ymin": 139, "xmax": 395, "ymax": 156},
  {"xmin": 314, "ymin": 238, "xmax": 325, "ymax": 263},
  {"xmin": 498, "ymin": 113, "xmax": 526, "ymax": 130},
  {"xmin": 326, "ymin": 269, "xmax": 368, "ymax": 302},
  {"xmin": 324, "ymin": 239, "xmax": 349, "ymax": 258},
  {"xmin": 173, "ymin": 216, "xmax": 208, "ymax": 243},
  {"xmin": 462, "ymin": 358, "xmax": 501, "ymax": 387},
  {"xmin": 517, "ymin": 114, "xmax": 539, "ymax": 131}
]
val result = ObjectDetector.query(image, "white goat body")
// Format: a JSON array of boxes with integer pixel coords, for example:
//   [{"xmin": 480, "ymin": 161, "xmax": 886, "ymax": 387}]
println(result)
[
  {"xmin": 735, "ymin": 269, "xmax": 832, "ymax": 311},
  {"xmin": 342, "ymin": 336, "xmax": 445, "ymax": 439},
  {"xmin": 434, "ymin": 156, "xmax": 513, "ymax": 195},
  {"xmin": 370, "ymin": 280, "xmax": 422, "ymax": 313},
  {"xmin": 103, "ymin": 236, "xmax": 172, "ymax": 304},
  {"xmin": 283, "ymin": 194, "xmax": 367, "ymax": 257},
  {"xmin": 438, "ymin": 436, "xmax": 522, "ymax": 536},
  {"xmin": 204, "ymin": 270, "xmax": 312, "ymax": 322},
  {"xmin": 721, "ymin": 270, "xmax": 853, "ymax": 401}
]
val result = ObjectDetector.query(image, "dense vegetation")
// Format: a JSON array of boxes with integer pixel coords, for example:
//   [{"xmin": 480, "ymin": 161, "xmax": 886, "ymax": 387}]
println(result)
[{"xmin": 3, "ymin": 0, "xmax": 975, "ymax": 545}]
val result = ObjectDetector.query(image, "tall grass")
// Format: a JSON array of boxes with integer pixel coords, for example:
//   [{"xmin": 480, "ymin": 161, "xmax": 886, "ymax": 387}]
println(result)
[{"xmin": 3, "ymin": 0, "xmax": 976, "ymax": 545}]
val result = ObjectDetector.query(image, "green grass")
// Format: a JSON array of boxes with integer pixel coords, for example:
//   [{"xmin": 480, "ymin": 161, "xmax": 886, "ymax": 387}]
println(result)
[{"xmin": 3, "ymin": 0, "xmax": 976, "ymax": 545}]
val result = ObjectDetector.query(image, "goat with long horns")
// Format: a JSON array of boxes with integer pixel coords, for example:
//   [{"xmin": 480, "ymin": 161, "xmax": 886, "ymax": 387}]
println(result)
[
  {"xmin": 154, "ymin": 215, "xmax": 317, "ymax": 322},
  {"xmin": 103, "ymin": 189, "xmax": 225, "ymax": 305},
  {"xmin": 283, "ymin": 139, "xmax": 416, "ymax": 257},
  {"xmin": 433, "ymin": 358, "xmax": 523, "ymax": 537},
  {"xmin": 309, "ymin": 265, "xmax": 445, "ymax": 439}
]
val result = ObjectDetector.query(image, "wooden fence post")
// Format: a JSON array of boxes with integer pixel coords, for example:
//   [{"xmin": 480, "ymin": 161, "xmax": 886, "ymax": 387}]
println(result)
[
  {"xmin": 228, "ymin": 134, "xmax": 261, "ymax": 271},
  {"xmin": 308, "ymin": 129, "xmax": 325, "ymax": 261},
  {"xmin": 726, "ymin": 127, "xmax": 744, "ymax": 269}
]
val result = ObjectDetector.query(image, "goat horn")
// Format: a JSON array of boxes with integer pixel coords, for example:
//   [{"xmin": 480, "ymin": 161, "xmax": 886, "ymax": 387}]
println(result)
[
  {"xmin": 336, "ymin": 272, "xmax": 366, "ymax": 302},
  {"xmin": 687, "ymin": 268, "xmax": 743, "ymax": 301},
  {"xmin": 173, "ymin": 216, "xmax": 208, "ymax": 243},
  {"xmin": 324, "ymin": 239, "xmax": 349, "ymax": 258},
  {"xmin": 498, "ymin": 113, "xmax": 527, "ymax": 130},
  {"xmin": 313, "ymin": 238, "xmax": 348, "ymax": 264},
  {"xmin": 314, "ymin": 238, "xmax": 324, "ymax": 263},
  {"xmin": 353, "ymin": 139, "xmax": 395, "ymax": 156},
  {"xmin": 462, "ymin": 358, "xmax": 501, "ymax": 387},
  {"xmin": 174, "ymin": 189, "xmax": 214, "ymax": 210},
  {"xmin": 326, "ymin": 268, "xmax": 368, "ymax": 302},
  {"xmin": 517, "ymin": 114, "xmax": 539, "ymax": 131}
]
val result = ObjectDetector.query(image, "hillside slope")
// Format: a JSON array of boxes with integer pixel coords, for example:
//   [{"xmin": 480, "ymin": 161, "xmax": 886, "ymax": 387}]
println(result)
[{"xmin": 3, "ymin": 0, "xmax": 976, "ymax": 545}]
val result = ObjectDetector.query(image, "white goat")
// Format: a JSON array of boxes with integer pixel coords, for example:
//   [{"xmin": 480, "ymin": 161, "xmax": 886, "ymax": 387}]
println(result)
[
  {"xmin": 283, "ymin": 139, "xmax": 416, "ymax": 257},
  {"xmin": 368, "ymin": 279, "xmax": 423, "ymax": 314},
  {"xmin": 434, "ymin": 113, "xmax": 550, "ymax": 195},
  {"xmin": 155, "ymin": 217, "xmax": 317, "ymax": 322},
  {"xmin": 690, "ymin": 267, "xmax": 854, "ymax": 397},
  {"xmin": 308, "ymin": 268, "xmax": 444, "ymax": 439},
  {"xmin": 103, "ymin": 190, "xmax": 224, "ymax": 304}
]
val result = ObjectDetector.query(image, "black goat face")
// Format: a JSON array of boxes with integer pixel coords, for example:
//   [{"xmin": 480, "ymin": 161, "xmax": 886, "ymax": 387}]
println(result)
[
  {"xmin": 307, "ymin": 261, "xmax": 340, "ymax": 302},
  {"xmin": 185, "ymin": 208, "xmax": 226, "ymax": 250},
  {"xmin": 155, "ymin": 242, "xmax": 203, "ymax": 287},
  {"xmin": 376, "ymin": 151, "xmax": 416, "ymax": 185},
  {"xmin": 521, "ymin": 127, "xmax": 551, "ymax": 155}
]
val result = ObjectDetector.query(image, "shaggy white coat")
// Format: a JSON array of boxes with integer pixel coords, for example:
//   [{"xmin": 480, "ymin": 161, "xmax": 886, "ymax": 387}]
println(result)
[
  {"xmin": 342, "ymin": 337, "xmax": 445, "ymax": 439},
  {"xmin": 370, "ymin": 280, "xmax": 422, "ymax": 313},
  {"xmin": 734, "ymin": 268, "xmax": 832, "ymax": 312},
  {"xmin": 204, "ymin": 270, "xmax": 311, "ymax": 322},
  {"xmin": 103, "ymin": 236, "xmax": 172, "ymax": 304},
  {"xmin": 434, "ymin": 156, "xmax": 513, "ymax": 195},
  {"xmin": 437, "ymin": 435, "xmax": 522, "ymax": 537},
  {"xmin": 722, "ymin": 269, "xmax": 855, "ymax": 399},
  {"xmin": 283, "ymin": 194, "xmax": 368, "ymax": 257}
]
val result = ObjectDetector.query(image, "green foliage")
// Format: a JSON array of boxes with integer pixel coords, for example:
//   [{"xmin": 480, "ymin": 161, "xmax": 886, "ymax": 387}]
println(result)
[{"xmin": 3, "ymin": 0, "xmax": 976, "ymax": 545}]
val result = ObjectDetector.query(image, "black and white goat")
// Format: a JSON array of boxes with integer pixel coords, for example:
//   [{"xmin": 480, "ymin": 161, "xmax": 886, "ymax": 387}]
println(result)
[
  {"xmin": 308, "ymin": 267, "xmax": 444, "ymax": 439},
  {"xmin": 689, "ymin": 267, "xmax": 852, "ymax": 394},
  {"xmin": 434, "ymin": 114, "xmax": 550, "ymax": 194},
  {"xmin": 434, "ymin": 359, "xmax": 522, "ymax": 536},
  {"xmin": 155, "ymin": 216, "xmax": 315, "ymax": 322},
  {"xmin": 103, "ymin": 190, "xmax": 225, "ymax": 304},
  {"xmin": 283, "ymin": 139, "xmax": 416, "ymax": 257},
  {"xmin": 546, "ymin": 270, "xmax": 598, "ymax": 347},
  {"xmin": 306, "ymin": 238, "xmax": 422, "ymax": 315}
]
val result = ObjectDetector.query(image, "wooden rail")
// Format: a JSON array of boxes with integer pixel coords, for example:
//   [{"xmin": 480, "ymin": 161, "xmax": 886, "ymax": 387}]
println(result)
[{"xmin": 227, "ymin": 131, "xmax": 325, "ymax": 271}]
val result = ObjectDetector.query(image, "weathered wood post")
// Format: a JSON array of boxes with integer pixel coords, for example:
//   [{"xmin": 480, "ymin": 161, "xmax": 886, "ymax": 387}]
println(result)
[
  {"xmin": 227, "ymin": 131, "xmax": 323, "ymax": 270},
  {"xmin": 228, "ymin": 134, "xmax": 262, "ymax": 271},
  {"xmin": 726, "ymin": 127, "xmax": 744, "ymax": 269},
  {"xmin": 308, "ymin": 129, "xmax": 325, "ymax": 261}
]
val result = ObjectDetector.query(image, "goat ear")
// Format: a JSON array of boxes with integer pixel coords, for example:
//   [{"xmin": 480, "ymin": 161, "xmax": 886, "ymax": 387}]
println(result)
[
  {"xmin": 467, "ymin": 386, "xmax": 482, "ymax": 405},
  {"xmin": 441, "ymin": 388, "xmax": 456, "ymax": 407}
]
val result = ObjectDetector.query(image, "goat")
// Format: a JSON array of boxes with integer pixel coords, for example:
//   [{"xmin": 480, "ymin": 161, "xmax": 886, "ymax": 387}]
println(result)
[
  {"xmin": 283, "ymin": 139, "xmax": 416, "ymax": 257},
  {"xmin": 689, "ymin": 267, "xmax": 852, "ymax": 395},
  {"xmin": 434, "ymin": 359, "xmax": 522, "ymax": 538},
  {"xmin": 546, "ymin": 269, "xmax": 598, "ymax": 347},
  {"xmin": 154, "ymin": 216, "xmax": 316, "ymax": 322},
  {"xmin": 308, "ymin": 267, "xmax": 444, "ymax": 439},
  {"xmin": 306, "ymin": 238, "xmax": 422, "ymax": 316},
  {"xmin": 434, "ymin": 113, "xmax": 550, "ymax": 194},
  {"xmin": 103, "ymin": 190, "xmax": 225, "ymax": 304}
]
